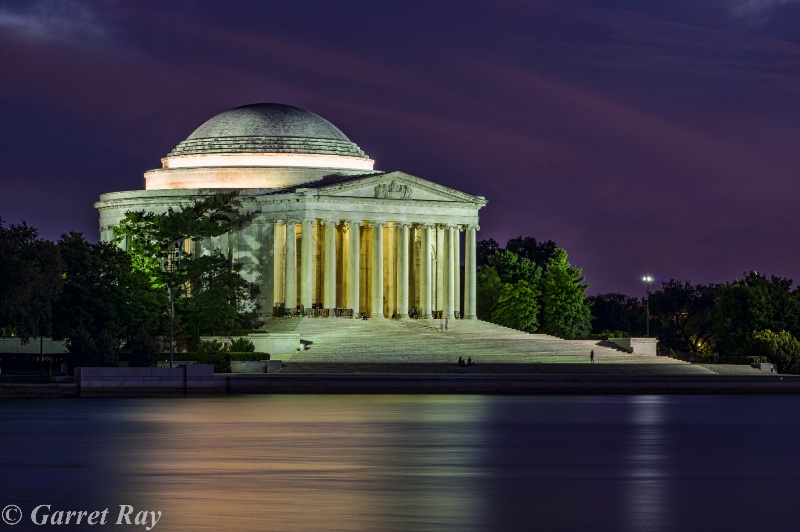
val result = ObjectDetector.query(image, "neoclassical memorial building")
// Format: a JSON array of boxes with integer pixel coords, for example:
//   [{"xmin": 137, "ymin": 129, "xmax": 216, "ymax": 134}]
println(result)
[{"xmin": 95, "ymin": 103, "xmax": 486, "ymax": 320}]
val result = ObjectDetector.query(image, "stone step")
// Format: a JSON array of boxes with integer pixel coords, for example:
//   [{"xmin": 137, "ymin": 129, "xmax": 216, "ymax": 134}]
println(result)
[{"xmin": 258, "ymin": 317, "xmax": 685, "ymax": 365}]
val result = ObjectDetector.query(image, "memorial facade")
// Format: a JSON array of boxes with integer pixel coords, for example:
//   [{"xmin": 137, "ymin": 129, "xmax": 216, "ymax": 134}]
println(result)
[{"xmin": 95, "ymin": 103, "xmax": 486, "ymax": 320}]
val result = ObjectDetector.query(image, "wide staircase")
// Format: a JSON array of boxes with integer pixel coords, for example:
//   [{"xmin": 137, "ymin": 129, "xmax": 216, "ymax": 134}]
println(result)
[{"xmin": 260, "ymin": 317, "xmax": 690, "ymax": 366}]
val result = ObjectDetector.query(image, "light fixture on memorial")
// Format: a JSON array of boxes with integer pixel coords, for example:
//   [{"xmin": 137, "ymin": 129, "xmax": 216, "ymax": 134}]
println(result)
[{"xmin": 642, "ymin": 275, "xmax": 654, "ymax": 337}]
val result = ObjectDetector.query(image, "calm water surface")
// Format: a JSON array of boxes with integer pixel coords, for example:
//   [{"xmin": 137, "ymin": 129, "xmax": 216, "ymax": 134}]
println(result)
[{"xmin": 1, "ymin": 395, "xmax": 798, "ymax": 532}]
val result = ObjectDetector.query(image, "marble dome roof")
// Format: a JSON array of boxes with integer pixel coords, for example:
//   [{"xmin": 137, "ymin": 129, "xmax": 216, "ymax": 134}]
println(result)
[{"xmin": 167, "ymin": 103, "xmax": 370, "ymax": 159}]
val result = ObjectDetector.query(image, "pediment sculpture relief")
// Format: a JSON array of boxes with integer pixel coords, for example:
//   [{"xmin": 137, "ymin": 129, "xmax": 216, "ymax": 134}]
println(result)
[{"xmin": 375, "ymin": 180, "xmax": 411, "ymax": 199}]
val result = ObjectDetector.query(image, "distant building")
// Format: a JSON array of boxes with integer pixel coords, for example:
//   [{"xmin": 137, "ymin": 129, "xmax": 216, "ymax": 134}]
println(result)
[{"xmin": 95, "ymin": 103, "xmax": 486, "ymax": 320}]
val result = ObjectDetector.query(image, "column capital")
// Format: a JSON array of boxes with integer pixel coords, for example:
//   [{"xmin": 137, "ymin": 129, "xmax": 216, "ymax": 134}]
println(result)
[
  {"xmin": 285, "ymin": 218, "xmax": 300, "ymax": 226},
  {"xmin": 272, "ymin": 218, "xmax": 284, "ymax": 225},
  {"xmin": 366, "ymin": 220, "xmax": 387, "ymax": 228},
  {"xmin": 421, "ymin": 222, "xmax": 435, "ymax": 230},
  {"xmin": 301, "ymin": 218, "xmax": 314, "ymax": 226},
  {"xmin": 343, "ymin": 219, "xmax": 363, "ymax": 228},
  {"xmin": 320, "ymin": 219, "xmax": 339, "ymax": 226},
  {"xmin": 397, "ymin": 222, "xmax": 413, "ymax": 229},
  {"xmin": 467, "ymin": 224, "xmax": 480, "ymax": 231}
]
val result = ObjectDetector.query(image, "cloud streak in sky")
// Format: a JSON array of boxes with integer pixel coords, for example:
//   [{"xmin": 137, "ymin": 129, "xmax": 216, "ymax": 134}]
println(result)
[
  {"xmin": 728, "ymin": 0, "xmax": 800, "ymax": 21},
  {"xmin": 0, "ymin": 0, "xmax": 110, "ymax": 45}
]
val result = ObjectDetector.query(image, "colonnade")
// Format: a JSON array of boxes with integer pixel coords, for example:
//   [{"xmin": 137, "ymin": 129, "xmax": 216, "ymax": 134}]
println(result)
[{"xmin": 275, "ymin": 219, "xmax": 478, "ymax": 319}]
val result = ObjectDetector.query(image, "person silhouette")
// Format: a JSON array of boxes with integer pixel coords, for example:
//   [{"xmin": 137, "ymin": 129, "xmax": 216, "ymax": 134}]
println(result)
[{"xmin": 590, "ymin": 350, "xmax": 595, "ymax": 363}]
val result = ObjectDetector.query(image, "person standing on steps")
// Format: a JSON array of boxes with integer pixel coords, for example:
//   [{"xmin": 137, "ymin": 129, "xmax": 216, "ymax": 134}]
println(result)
[{"xmin": 590, "ymin": 350, "xmax": 595, "ymax": 363}]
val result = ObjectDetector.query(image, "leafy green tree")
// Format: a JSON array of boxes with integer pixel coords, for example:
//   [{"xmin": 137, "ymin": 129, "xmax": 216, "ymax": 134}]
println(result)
[
  {"xmin": 540, "ymin": 248, "xmax": 592, "ymax": 339},
  {"xmin": 52, "ymin": 232, "xmax": 166, "ymax": 369},
  {"xmin": 650, "ymin": 280, "xmax": 720, "ymax": 353},
  {"xmin": 476, "ymin": 238, "xmax": 500, "ymax": 268},
  {"xmin": 176, "ymin": 259, "xmax": 254, "ymax": 345},
  {"xmin": 0, "ymin": 218, "xmax": 63, "ymax": 341},
  {"xmin": 491, "ymin": 280, "xmax": 540, "ymax": 332},
  {"xmin": 112, "ymin": 192, "xmax": 260, "ymax": 345},
  {"xmin": 587, "ymin": 292, "xmax": 642, "ymax": 335},
  {"xmin": 506, "ymin": 236, "xmax": 557, "ymax": 271},
  {"xmin": 113, "ymin": 192, "xmax": 239, "ymax": 285},
  {"xmin": 488, "ymin": 250, "xmax": 542, "ymax": 286},
  {"xmin": 714, "ymin": 272, "xmax": 800, "ymax": 354},
  {"xmin": 476, "ymin": 266, "xmax": 503, "ymax": 321},
  {"xmin": 744, "ymin": 329, "xmax": 800, "ymax": 374}
]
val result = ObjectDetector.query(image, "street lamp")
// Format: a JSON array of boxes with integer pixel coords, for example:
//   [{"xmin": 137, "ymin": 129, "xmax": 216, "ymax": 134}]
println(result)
[
  {"xmin": 642, "ymin": 275, "xmax": 654, "ymax": 337},
  {"xmin": 160, "ymin": 240, "xmax": 184, "ymax": 368}
]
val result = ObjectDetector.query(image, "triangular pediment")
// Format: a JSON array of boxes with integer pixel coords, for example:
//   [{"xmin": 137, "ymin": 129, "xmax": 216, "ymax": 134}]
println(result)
[{"xmin": 308, "ymin": 171, "xmax": 484, "ymax": 204}]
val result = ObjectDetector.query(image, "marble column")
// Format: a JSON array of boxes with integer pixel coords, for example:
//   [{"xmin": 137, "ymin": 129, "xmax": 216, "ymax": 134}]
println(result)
[
  {"xmin": 371, "ymin": 221, "xmax": 385, "ymax": 318},
  {"xmin": 323, "ymin": 219, "xmax": 337, "ymax": 310},
  {"xmin": 285, "ymin": 220, "xmax": 297, "ymax": 309},
  {"xmin": 396, "ymin": 223, "xmax": 410, "ymax": 318},
  {"xmin": 454, "ymin": 226, "xmax": 461, "ymax": 318},
  {"xmin": 421, "ymin": 223, "xmax": 433, "ymax": 319},
  {"xmin": 464, "ymin": 224, "xmax": 478, "ymax": 319},
  {"xmin": 272, "ymin": 219, "xmax": 284, "ymax": 309},
  {"xmin": 346, "ymin": 220, "xmax": 361, "ymax": 316},
  {"xmin": 444, "ymin": 225, "xmax": 455, "ymax": 320},
  {"xmin": 300, "ymin": 219, "xmax": 313, "ymax": 310}
]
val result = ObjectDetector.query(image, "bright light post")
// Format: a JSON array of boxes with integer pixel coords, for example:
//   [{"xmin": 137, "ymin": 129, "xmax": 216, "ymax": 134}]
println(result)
[
  {"xmin": 642, "ymin": 275, "xmax": 654, "ymax": 337},
  {"xmin": 161, "ymin": 240, "xmax": 184, "ymax": 368}
]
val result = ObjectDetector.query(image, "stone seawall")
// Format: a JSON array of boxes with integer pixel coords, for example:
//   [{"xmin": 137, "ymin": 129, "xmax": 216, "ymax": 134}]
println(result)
[{"xmin": 72, "ymin": 366, "xmax": 800, "ymax": 395}]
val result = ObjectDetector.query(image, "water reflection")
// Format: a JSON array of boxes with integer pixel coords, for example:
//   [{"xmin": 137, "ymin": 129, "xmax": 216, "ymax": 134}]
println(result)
[
  {"xmin": 3, "ymin": 395, "xmax": 800, "ymax": 531},
  {"xmin": 114, "ymin": 395, "xmax": 490, "ymax": 532},
  {"xmin": 624, "ymin": 395, "xmax": 670, "ymax": 532}
]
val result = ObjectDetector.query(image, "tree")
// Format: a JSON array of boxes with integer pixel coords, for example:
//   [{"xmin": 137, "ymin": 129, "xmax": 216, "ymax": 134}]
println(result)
[
  {"xmin": 587, "ymin": 292, "xmax": 642, "ymax": 335},
  {"xmin": 540, "ymin": 248, "xmax": 592, "ymax": 339},
  {"xmin": 744, "ymin": 329, "xmax": 800, "ymax": 374},
  {"xmin": 176, "ymin": 257, "xmax": 255, "ymax": 344},
  {"xmin": 506, "ymin": 236, "xmax": 557, "ymax": 271},
  {"xmin": 476, "ymin": 238, "xmax": 500, "ymax": 268},
  {"xmin": 52, "ymin": 232, "xmax": 166, "ymax": 368},
  {"xmin": 0, "ymin": 218, "xmax": 63, "ymax": 342},
  {"xmin": 649, "ymin": 280, "xmax": 720, "ymax": 353},
  {"xmin": 491, "ymin": 280, "xmax": 540, "ymax": 332},
  {"xmin": 112, "ymin": 192, "xmax": 260, "ymax": 346},
  {"xmin": 488, "ymin": 250, "xmax": 542, "ymax": 286},
  {"xmin": 113, "ymin": 192, "xmax": 240, "ymax": 285},
  {"xmin": 713, "ymin": 272, "xmax": 800, "ymax": 355},
  {"xmin": 476, "ymin": 266, "xmax": 503, "ymax": 321}
]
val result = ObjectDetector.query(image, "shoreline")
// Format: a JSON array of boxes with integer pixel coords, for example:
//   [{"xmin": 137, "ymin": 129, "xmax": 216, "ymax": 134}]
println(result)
[{"xmin": 2, "ymin": 363, "xmax": 798, "ymax": 396}]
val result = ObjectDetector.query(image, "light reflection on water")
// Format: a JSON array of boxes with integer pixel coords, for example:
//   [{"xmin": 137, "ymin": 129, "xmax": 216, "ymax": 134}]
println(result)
[{"xmin": 2, "ymin": 394, "xmax": 800, "ymax": 532}]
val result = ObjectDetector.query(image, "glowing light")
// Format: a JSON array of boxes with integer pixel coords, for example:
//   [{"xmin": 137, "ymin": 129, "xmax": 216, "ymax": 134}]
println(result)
[{"xmin": 162, "ymin": 153, "xmax": 375, "ymax": 171}]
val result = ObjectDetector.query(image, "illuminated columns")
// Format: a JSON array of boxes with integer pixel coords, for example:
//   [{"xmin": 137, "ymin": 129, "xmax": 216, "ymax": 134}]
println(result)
[
  {"xmin": 285, "ymin": 220, "xmax": 297, "ymax": 309},
  {"xmin": 371, "ymin": 221, "xmax": 385, "ymax": 318},
  {"xmin": 323, "ymin": 219, "xmax": 337, "ymax": 309},
  {"xmin": 346, "ymin": 220, "xmax": 361, "ymax": 315},
  {"xmin": 396, "ymin": 223, "xmax": 410, "ymax": 318},
  {"xmin": 444, "ymin": 225, "xmax": 455, "ymax": 319},
  {"xmin": 454, "ymin": 226, "xmax": 461, "ymax": 317},
  {"xmin": 300, "ymin": 219, "xmax": 313, "ymax": 310},
  {"xmin": 464, "ymin": 224, "xmax": 478, "ymax": 319},
  {"xmin": 272, "ymin": 219, "xmax": 284, "ymax": 305},
  {"xmin": 421, "ymin": 223, "xmax": 433, "ymax": 319}
]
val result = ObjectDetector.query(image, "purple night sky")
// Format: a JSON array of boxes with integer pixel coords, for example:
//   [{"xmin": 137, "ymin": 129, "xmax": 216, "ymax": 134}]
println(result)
[{"xmin": 1, "ymin": 0, "xmax": 799, "ymax": 296}]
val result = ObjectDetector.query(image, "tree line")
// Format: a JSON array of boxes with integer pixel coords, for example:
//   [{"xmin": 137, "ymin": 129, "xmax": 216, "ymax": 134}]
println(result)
[
  {"xmin": 0, "ymin": 193, "xmax": 259, "ymax": 370},
  {"xmin": 590, "ymin": 274, "xmax": 800, "ymax": 372}
]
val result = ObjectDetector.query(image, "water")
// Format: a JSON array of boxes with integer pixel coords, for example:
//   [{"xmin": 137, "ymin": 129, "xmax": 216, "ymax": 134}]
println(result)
[{"xmin": 1, "ymin": 394, "xmax": 798, "ymax": 532}]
